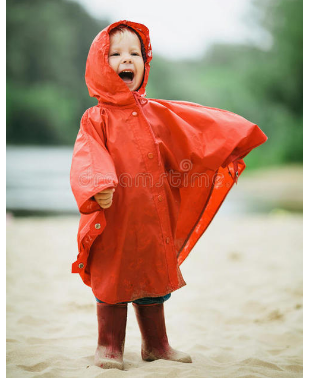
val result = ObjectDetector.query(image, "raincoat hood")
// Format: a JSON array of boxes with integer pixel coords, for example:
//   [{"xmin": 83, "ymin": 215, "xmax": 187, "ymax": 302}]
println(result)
[{"xmin": 85, "ymin": 20, "xmax": 152, "ymax": 106}]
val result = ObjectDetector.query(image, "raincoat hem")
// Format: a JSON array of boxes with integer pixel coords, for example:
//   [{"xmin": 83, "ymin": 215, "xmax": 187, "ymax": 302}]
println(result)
[
  {"xmin": 92, "ymin": 282, "xmax": 186, "ymax": 305},
  {"xmin": 177, "ymin": 170, "xmax": 217, "ymax": 261},
  {"xmin": 177, "ymin": 159, "xmax": 246, "ymax": 265}
]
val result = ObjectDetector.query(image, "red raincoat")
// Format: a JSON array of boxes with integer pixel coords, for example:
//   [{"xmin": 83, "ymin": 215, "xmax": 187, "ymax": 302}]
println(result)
[{"xmin": 70, "ymin": 20, "xmax": 268, "ymax": 304}]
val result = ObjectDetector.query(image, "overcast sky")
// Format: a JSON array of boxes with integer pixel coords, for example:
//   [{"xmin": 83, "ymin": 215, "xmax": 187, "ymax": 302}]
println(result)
[{"xmin": 69, "ymin": 0, "xmax": 270, "ymax": 60}]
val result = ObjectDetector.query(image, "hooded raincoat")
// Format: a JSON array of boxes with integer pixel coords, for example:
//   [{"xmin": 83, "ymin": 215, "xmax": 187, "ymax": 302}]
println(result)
[{"xmin": 70, "ymin": 20, "xmax": 268, "ymax": 304}]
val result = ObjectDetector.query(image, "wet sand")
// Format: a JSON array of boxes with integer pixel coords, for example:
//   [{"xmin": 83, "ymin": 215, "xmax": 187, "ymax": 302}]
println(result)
[{"xmin": 6, "ymin": 209, "xmax": 302, "ymax": 377}]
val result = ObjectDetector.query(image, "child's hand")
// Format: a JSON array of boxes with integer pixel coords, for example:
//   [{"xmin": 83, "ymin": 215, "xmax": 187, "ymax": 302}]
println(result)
[{"xmin": 94, "ymin": 188, "xmax": 115, "ymax": 209}]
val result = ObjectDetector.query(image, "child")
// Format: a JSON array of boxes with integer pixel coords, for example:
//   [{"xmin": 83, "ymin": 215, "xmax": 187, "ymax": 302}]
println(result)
[{"xmin": 70, "ymin": 20, "xmax": 268, "ymax": 370}]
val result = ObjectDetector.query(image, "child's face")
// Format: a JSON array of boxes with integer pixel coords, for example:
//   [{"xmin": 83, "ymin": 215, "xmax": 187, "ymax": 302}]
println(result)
[{"xmin": 108, "ymin": 30, "xmax": 144, "ymax": 92}]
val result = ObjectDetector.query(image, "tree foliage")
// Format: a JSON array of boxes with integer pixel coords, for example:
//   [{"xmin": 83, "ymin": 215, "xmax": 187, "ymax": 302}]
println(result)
[{"xmin": 7, "ymin": 0, "xmax": 107, "ymax": 144}]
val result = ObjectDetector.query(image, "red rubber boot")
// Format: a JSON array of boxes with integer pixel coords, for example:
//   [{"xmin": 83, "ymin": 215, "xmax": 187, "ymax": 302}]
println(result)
[
  {"xmin": 94, "ymin": 302, "xmax": 127, "ymax": 370},
  {"xmin": 132, "ymin": 302, "xmax": 192, "ymax": 363}
]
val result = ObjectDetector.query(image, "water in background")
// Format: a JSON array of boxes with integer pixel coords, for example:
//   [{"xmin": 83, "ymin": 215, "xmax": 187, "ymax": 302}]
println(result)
[
  {"xmin": 6, "ymin": 146, "xmax": 302, "ymax": 216},
  {"xmin": 7, "ymin": 146, "xmax": 77, "ymax": 215}
]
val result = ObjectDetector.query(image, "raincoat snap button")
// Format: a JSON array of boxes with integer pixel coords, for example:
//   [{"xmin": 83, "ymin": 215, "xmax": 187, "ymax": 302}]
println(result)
[
  {"xmin": 95, "ymin": 223, "xmax": 101, "ymax": 229},
  {"xmin": 166, "ymin": 237, "xmax": 170, "ymax": 244},
  {"xmin": 148, "ymin": 152, "xmax": 154, "ymax": 159},
  {"xmin": 78, "ymin": 263, "xmax": 84, "ymax": 269},
  {"xmin": 158, "ymin": 195, "xmax": 163, "ymax": 201},
  {"xmin": 132, "ymin": 111, "xmax": 138, "ymax": 116}
]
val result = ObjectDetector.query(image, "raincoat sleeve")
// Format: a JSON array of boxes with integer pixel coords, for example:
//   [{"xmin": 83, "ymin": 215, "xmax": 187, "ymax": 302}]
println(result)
[{"xmin": 70, "ymin": 108, "xmax": 119, "ymax": 215}]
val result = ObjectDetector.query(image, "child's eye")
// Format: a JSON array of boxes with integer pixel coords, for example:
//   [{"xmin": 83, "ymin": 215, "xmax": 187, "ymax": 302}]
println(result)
[
  {"xmin": 131, "ymin": 52, "xmax": 140, "ymax": 56},
  {"xmin": 110, "ymin": 53, "xmax": 120, "ymax": 56}
]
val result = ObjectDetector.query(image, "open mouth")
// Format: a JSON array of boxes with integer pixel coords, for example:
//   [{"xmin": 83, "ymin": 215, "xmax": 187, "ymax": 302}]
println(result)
[{"xmin": 118, "ymin": 70, "xmax": 134, "ymax": 83}]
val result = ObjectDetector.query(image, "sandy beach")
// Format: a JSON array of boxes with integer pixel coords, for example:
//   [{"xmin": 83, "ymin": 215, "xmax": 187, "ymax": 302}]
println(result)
[
  {"xmin": 6, "ymin": 166, "xmax": 303, "ymax": 377},
  {"xmin": 6, "ymin": 212, "xmax": 302, "ymax": 378}
]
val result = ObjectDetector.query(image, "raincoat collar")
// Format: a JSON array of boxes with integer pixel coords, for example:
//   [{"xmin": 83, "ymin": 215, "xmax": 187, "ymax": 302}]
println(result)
[{"xmin": 85, "ymin": 20, "xmax": 152, "ymax": 107}]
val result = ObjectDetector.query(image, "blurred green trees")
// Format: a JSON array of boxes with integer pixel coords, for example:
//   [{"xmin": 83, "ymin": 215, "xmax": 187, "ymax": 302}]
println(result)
[
  {"xmin": 7, "ymin": 0, "xmax": 106, "ymax": 144},
  {"xmin": 148, "ymin": 0, "xmax": 302, "ymax": 167},
  {"xmin": 7, "ymin": 0, "xmax": 302, "ymax": 166}
]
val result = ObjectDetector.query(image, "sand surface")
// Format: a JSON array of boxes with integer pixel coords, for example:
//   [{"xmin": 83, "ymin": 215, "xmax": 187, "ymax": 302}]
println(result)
[{"xmin": 6, "ymin": 209, "xmax": 302, "ymax": 377}]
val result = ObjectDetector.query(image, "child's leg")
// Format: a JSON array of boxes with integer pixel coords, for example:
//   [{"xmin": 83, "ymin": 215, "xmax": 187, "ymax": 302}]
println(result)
[
  {"xmin": 132, "ymin": 294, "xmax": 192, "ymax": 363},
  {"xmin": 94, "ymin": 299, "xmax": 128, "ymax": 370}
]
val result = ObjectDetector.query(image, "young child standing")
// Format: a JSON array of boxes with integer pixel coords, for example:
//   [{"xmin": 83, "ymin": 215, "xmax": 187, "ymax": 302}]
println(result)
[{"xmin": 70, "ymin": 20, "xmax": 268, "ymax": 370}]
